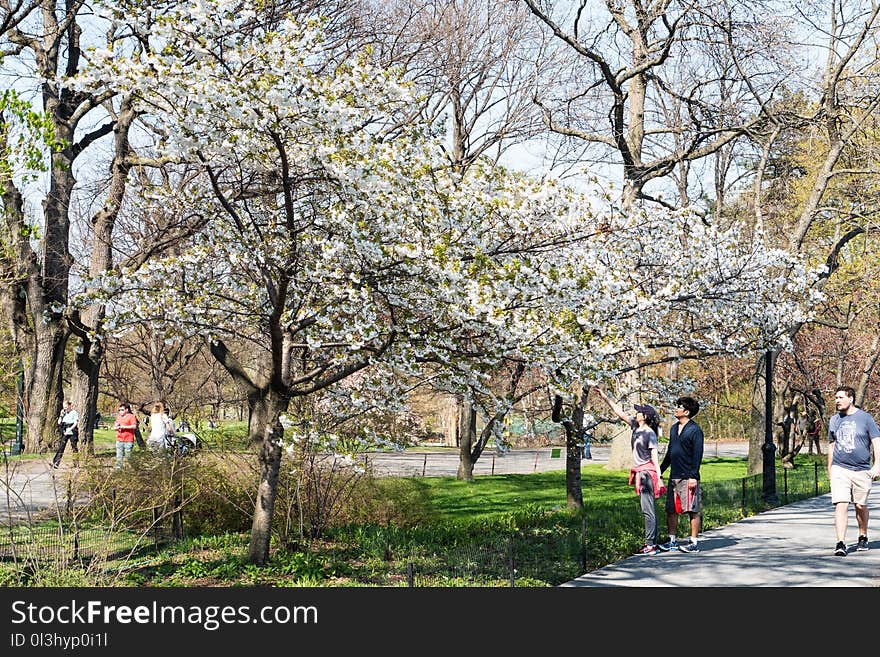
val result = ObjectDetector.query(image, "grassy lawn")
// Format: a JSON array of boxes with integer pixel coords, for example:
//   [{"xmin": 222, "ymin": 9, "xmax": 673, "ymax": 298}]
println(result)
[
  {"xmin": 0, "ymin": 454, "xmax": 826, "ymax": 587},
  {"xmin": 410, "ymin": 457, "xmax": 751, "ymax": 520}
]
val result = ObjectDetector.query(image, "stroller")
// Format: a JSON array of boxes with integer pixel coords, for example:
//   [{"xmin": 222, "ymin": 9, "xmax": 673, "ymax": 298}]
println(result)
[{"xmin": 164, "ymin": 418, "xmax": 200, "ymax": 457}]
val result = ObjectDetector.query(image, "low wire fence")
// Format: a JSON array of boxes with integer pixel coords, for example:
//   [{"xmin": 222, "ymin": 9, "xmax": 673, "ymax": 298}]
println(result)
[
  {"xmin": 0, "ymin": 507, "xmax": 183, "ymax": 569},
  {"xmin": 0, "ymin": 523, "xmax": 163, "ymax": 565}
]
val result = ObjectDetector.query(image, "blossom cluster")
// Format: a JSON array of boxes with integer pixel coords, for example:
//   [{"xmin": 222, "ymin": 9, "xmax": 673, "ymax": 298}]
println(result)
[{"xmin": 73, "ymin": 0, "xmax": 824, "ymax": 428}]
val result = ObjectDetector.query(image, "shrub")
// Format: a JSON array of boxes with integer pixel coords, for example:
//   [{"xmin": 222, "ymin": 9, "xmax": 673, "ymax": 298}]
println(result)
[
  {"xmin": 338, "ymin": 477, "xmax": 433, "ymax": 528},
  {"xmin": 77, "ymin": 449, "xmax": 254, "ymax": 539}
]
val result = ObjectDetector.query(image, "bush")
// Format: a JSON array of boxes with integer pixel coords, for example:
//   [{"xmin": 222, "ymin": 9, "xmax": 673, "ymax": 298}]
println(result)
[
  {"xmin": 337, "ymin": 477, "xmax": 433, "ymax": 528},
  {"xmin": 178, "ymin": 453, "xmax": 254, "ymax": 536},
  {"xmin": 77, "ymin": 449, "xmax": 254, "ymax": 539}
]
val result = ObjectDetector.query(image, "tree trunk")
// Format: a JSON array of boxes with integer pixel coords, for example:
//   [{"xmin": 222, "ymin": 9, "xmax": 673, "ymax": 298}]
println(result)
[
  {"xmin": 456, "ymin": 401, "xmax": 477, "ymax": 481},
  {"xmin": 23, "ymin": 322, "xmax": 68, "ymax": 452},
  {"xmin": 564, "ymin": 400, "xmax": 585, "ymax": 509},
  {"xmin": 606, "ymin": 365, "xmax": 639, "ymax": 471},
  {"xmin": 24, "ymin": 109, "xmax": 78, "ymax": 450},
  {"xmin": 71, "ymin": 333, "xmax": 103, "ymax": 457},
  {"xmin": 246, "ymin": 392, "xmax": 287, "ymax": 565},
  {"xmin": 854, "ymin": 332, "xmax": 880, "ymax": 405},
  {"xmin": 747, "ymin": 351, "xmax": 772, "ymax": 475},
  {"xmin": 71, "ymin": 101, "xmax": 135, "ymax": 457},
  {"xmin": 438, "ymin": 393, "xmax": 459, "ymax": 446},
  {"xmin": 6, "ymin": 139, "xmax": 75, "ymax": 453},
  {"xmin": 208, "ymin": 338, "xmax": 291, "ymax": 565},
  {"xmin": 606, "ymin": 424, "xmax": 633, "ymax": 471}
]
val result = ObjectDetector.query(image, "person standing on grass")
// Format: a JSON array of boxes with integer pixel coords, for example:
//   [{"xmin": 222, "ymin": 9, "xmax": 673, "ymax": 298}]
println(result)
[
  {"xmin": 113, "ymin": 402, "xmax": 138, "ymax": 468},
  {"xmin": 53, "ymin": 399, "xmax": 79, "ymax": 469},
  {"xmin": 827, "ymin": 385, "xmax": 880, "ymax": 556},
  {"xmin": 658, "ymin": 396, "xmax": 704, "ymax": 553},
  {"xmin": 147, "ymin": 401, "xmax": 175, "ymax": 452},
  {"xmin": 595, "ymin": 387, "xmax": 665, "ymax": 556}
]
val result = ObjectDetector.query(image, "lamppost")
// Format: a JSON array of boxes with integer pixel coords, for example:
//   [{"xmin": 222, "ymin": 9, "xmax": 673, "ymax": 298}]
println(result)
[
  {"xmin": 762, "ymin": 349, "xmax": 778, "ymax": 504},
  {"xmin": 12, "ymin": 359, "xmax": 24, "ymax": 456}
]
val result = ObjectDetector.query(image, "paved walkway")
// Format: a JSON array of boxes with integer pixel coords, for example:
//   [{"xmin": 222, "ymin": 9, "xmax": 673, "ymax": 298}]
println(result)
[
  {"xmin": 0, "ymin": 457, "xmax": 81, "ymax": 524},
  {"xmin": 563, "ymin": 481, "xmax": 880, "ymax": 587}
]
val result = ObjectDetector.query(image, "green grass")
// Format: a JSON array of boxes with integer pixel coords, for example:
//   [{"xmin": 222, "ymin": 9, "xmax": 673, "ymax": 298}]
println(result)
[
  {"xmin": 402, "ymin": 456, "xmax": 751, "ymax": 520},
  {"xmin": 0, "ymin": 454, "xmax": 827, "ymax": 587}
]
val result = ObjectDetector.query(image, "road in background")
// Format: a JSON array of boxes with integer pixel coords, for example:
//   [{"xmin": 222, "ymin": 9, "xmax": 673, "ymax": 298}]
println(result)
[
  {"xmin": 1, "ymin": 440, "xmax": 751, "ymax": 523},
  {"xmin": 358, "ymin": 440, "xmax": 749, "ymax": 477}
]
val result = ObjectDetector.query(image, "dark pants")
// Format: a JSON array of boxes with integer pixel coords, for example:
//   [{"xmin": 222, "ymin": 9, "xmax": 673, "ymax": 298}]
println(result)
[{"xmin": 53, "ymin": 428, "xmax": 78, "ymax": 467}]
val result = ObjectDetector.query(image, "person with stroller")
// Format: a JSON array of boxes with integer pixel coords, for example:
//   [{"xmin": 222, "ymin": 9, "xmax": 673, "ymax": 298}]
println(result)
[{"xmin": 147, "ymin": 401, "xmax": 175, "ymax": 452}]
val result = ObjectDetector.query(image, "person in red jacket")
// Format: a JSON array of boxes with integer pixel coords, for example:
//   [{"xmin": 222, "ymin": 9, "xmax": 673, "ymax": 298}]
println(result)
[{"xmin": 114, "ymin": 402, "xmax": 138, "ymax": 469}]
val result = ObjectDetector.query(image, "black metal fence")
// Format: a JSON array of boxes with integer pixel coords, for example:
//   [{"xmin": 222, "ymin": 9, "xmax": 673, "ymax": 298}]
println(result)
[{"xmin": 0, "ymin": 510, "xmax": 180, "ymax": 568}]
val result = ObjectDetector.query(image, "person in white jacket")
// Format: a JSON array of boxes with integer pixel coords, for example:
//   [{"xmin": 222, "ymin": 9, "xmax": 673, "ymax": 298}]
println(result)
[
  {"xmin": 147, "ymin": 401, "xmax": 175, "ymax": 452},
  {"xmin": 53, "ymin": 399, "xmax": 80, "ymax": 468}
]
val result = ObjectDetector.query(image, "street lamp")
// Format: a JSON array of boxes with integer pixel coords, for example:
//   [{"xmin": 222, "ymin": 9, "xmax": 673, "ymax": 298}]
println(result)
[{"xmin": 762, "ymin": 349, "xmax": 778, "ymax": 504}]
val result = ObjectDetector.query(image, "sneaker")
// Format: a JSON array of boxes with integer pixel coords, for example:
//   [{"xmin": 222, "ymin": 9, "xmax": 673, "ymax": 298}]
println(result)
[
  {"xmin": 678, "ymin": 541, "xmax": 700, "ymax": 553},
  {"xmin": 635, "ymin": 544, "xmax": 658, "ymax": 555},
  {"xmin": 657, "ymin": 540, "xmax": 677, "ymax": 552},
  {"xmin": 857, "ymin": 535, "xmax": 869, "ymax": 551},
  {"xmin": 834, "ymin": 541, "xmax": 847, "ymax": 556}
]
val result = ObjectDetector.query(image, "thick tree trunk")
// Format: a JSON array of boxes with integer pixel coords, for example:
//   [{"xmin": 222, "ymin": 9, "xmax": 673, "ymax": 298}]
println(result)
[
  {"xmin": 748, "ymin": 351, "xmax": 772, "ymax": 476},
  {"xmin": 23, "ymin": 322, "xmax": 68, "ymax": 452},
  {"xmin": 27, "ymin": 113, "xmax": 78, "ymax": 448},
  {"xmin": 606, "ymin": 362, "xmax": 639, "ymax": 471},
  {"xmin": 71, "ymin": 103, "xmax": 135, "ymax": 456},
  {"xmin": 565, "ymin": 430, "xmax": 583, "ymax": 508},
  {"xmin": 564, "ymin": 400, "xmax": 585, "ymax": 509},
  {"xmin": 72, "ymin": 332, "xmax": 103, "ymax": 456},
  {"xmin": 606, "ymin": 428, "xmax": 632, "ymax": 471},
  {"xmin": 247, "ymin": 393, "xmax": 287, "ymax": 565},
  {"xmin": 208, "ymin": 338, "xmax": 292, "ymax": 565},
  {"xmin": 438, "ymin": 394, "xmax": 459, "ymax": 446},
  {"xmin": 5, "ymin": 141, "xmax": 75, "ymax": 453},
  {"xmin": 549, "ymin": 389, "xmax": 586, "ymax": 508},
  {"xmin": 248, "ymin": 430, "xmax": 283, "ymax": 564}
]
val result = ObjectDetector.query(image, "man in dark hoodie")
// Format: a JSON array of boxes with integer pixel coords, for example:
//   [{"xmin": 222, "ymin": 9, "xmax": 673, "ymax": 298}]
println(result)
[{"xmin": 658, "ymin": 396, "xmax": 704, "ymax": 553}]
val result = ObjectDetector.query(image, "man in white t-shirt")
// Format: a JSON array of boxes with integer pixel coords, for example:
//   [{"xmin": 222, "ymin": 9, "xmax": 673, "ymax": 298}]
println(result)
[{"xmin": 827, "ymin": 385, "xmax": 880, "ymax": 556}]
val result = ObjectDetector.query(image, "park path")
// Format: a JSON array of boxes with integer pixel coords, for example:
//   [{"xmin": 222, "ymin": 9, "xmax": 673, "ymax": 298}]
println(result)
[
  {"xmin": 1, "ymin": 458, "xmax": 74, "ymax": 525},
  {"xmin": 563, "ymin": 483, "xmax": 880, "ymax": 587},
  {"xmin": 358, "ymin": 439, "xmax": 749, "ymax": 477}
]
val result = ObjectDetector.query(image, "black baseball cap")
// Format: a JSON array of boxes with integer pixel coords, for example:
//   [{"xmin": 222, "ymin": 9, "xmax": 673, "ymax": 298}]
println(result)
[{"xmin": 633, "ymin": 403, "xmax": 658, "ymax": 423}]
